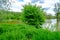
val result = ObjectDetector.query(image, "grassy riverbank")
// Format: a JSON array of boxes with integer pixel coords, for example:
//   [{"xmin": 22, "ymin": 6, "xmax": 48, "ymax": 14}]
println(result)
[{"xmin": 0, "ymin": 23, "xmax": 60, "ymax": 40}]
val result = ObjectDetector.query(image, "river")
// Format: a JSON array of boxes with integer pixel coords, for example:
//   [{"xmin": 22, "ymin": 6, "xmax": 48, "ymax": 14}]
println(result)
[{"xmin": 42, "ymin": 19, "xmax": 60, "ymax": 31}]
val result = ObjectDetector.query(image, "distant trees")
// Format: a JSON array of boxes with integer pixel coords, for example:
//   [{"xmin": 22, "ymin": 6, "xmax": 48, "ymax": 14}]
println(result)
[
  {"xmin": 0, "ymin": 10, "xmax": 21, "ymax": 22},
  {"xmin": 0, "ymin": 0, "xmax": 12, "ymax": 10},
  {"xmin": 45, "ymin": 14, "xmax": 56, "ymax": 19}
]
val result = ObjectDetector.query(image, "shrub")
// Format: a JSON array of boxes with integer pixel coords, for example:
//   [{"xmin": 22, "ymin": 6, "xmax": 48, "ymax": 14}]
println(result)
[{"xmin": 21, "ymin": 4, "xmax": 45, "ymax": 28}]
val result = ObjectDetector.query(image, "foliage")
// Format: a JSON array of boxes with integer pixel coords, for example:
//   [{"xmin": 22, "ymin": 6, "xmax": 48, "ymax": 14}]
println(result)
[
  {"xmin": 45, "ymin": 14, "xmax": 56, "ymax": 19},
  {"xmin": 21, "ymin": 4, "xmax": 45, "ymax": 28},
  {"xmin": 0, "ymin": 23, "xmax": 60, "ymax": 40},
  {"xmin": 54, "ymin": 2, "xmax": 60, "ymax": 19},
  {"xmin": 0, "ymin": 10, "xmax": 21, "ymax": 22},
  {"xmin": 0, "ymin": 0, "xmax": 12, "ymax": 10}
]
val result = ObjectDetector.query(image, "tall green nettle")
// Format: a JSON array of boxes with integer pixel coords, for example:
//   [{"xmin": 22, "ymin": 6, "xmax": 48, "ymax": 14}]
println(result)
[{"xmin": 21, "ymin": 4, "xmax": 45, "ymax": 28}]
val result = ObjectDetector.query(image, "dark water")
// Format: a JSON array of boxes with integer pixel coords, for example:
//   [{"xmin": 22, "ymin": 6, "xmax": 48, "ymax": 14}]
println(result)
[{"xmin": 42, "ymin": 19, "xmax": 60, "ymax": 31}]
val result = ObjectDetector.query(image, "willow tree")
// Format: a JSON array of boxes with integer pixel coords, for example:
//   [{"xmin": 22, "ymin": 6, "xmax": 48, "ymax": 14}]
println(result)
[
  {"xmin": 0, "ymin": 0, "xmax": 12, "ymax": 10},
  {"xmin": 54, "ymin": 2, "xmax": 60, "ymax": 31},
  {"xmin": 54, "ymin": 2, "xmax": 60, "ymax": 19}
]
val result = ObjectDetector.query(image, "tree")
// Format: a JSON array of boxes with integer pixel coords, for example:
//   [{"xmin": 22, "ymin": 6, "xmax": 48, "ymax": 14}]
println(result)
[
  {"xmin": 54, "ymin": 2, "xmax": 60, "ymax": 19},
  {"xmin": 0, "ymin": 0, "xmax": 12, "ymax": 10},
  {"xmin": 21, "ymin": 4, "xmax": 45, "ymax": 28},
  {"xmin": 54, "ymin": 2, "xmax": 60, "ymax": 31}
]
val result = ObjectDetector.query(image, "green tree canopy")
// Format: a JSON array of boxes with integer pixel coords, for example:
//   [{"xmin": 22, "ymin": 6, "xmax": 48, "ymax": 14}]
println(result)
[{"xmin": 21, "ymin": 4, "xmax": 45, "ymax": 28}]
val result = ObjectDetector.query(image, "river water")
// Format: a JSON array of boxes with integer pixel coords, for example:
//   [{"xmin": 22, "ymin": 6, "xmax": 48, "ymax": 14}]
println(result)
[{"xmin": 42, "ymin": 19, "xmax": 60, "ymax": 31}]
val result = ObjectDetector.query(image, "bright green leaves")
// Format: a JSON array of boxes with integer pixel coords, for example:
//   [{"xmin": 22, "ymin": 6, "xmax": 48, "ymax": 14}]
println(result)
[{"xmin": 21, "ymin": 4, "xmax": 45, "ymax": 28}]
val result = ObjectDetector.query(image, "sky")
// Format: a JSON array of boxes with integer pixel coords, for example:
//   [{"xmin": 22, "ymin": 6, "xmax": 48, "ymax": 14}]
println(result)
[{"xmin": 10, "ymin": 0, "xmax": 60, "ymax": 15}]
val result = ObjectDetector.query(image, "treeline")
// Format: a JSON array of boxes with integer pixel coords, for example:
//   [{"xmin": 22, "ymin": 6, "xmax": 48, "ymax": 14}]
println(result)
[
  {"xmin": 45, "ymin": 13, "xmax": 60, "ymax": 19},
  {"xmin": 0, "ymin": 10, "xmax": 21, "ymax": 22},
  {"xmin": 45, "ymin": 14, "xmax": 56, "ymax": 19}
]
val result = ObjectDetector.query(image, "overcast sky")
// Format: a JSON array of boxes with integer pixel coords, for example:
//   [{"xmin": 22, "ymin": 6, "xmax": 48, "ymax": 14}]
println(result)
[{"xmin": 11, "ymin": 0, "xmax": 60, "ymax": 15}]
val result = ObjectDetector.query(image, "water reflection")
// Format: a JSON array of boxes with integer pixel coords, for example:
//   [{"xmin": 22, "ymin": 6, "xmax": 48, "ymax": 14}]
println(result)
[
  {"xmin": 56, "ymin": 19, "xmax": 60, "ymax": 31},
  {"xmin": 42, "ymin": 19, "xmax": 58, "ymax": 31}
]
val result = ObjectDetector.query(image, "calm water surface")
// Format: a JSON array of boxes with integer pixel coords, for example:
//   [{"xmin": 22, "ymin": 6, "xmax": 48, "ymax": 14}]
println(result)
[{"xmin": 42, "ymin": 19, "xmax": 60, "ymax": 31}]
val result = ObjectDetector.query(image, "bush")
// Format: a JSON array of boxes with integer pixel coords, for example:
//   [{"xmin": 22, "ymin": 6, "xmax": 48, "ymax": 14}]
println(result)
[{"xmin": 21, "ymin": 4, "xmax": 45, "ymax": 28}]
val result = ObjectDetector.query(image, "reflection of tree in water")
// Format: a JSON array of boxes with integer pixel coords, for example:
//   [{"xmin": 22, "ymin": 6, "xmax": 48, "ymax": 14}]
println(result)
[
  {"xmin": 55, "ymin": 11, "xmax": 60, "ymax": 31},
  {"xmin": 56, "ymin": 13, "xmax": 60, "ymax": 31},
  {"xmin": 48, "ymin": 19, "xmax": 56, "ymax": 31},
  {"xmin": 43, "ymin": 19, "xmax": 56, "ymax": 31}
]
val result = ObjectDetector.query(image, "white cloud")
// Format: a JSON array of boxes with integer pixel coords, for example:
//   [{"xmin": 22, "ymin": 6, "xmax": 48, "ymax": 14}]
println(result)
[
  {"xmin": 10, "ymin": 0, "xmax": 31, "ymax": 12},
  {"xmin": 24, "ymin": 0, "xmax": 31, "ymax": 3},
  {"xmin": 10, "ymin": 0, "xmax": 59, "ymax": 15}
]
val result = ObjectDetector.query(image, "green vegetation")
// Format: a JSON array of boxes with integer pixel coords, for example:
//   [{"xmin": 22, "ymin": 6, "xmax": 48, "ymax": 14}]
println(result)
[
  {"xmin": 0, "ymin": 10, "xmax": 21, "ymax": 22},
  {"xmin": 55, "ymin": 12, "xmax": 60, "ymax": 19},
  {"xmin": 54, "ymin": 2, "xmax": 60, "ymax": 19},
  {"xmin": 0, "ymin": 4, "xmax": 60, "ymax": 40},
  {"xmin": 45, "ymin": 14, "xmax": 56, "ymax": 19},
  {"xmin": 0, "ymin": 23, "xmax": 60, "ymax": 40},
  {"xmin": 21, "ymin": 4, "xmax": 45, "ymax": 28}
]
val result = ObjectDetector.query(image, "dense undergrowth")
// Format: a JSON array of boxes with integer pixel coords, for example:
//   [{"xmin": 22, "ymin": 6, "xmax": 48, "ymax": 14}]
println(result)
[{"xmin": 0, "ymin": 23, "xmax": 60, "ymax": 40}]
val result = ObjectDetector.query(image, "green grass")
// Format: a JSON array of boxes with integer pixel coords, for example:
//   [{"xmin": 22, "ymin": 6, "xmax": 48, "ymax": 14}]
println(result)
[{"xmin": 0, "ymin": 23, "xmax": 60, "ymax": 40}]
